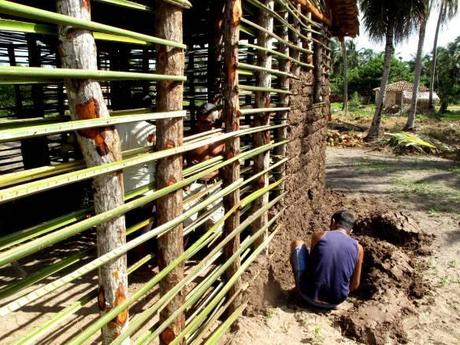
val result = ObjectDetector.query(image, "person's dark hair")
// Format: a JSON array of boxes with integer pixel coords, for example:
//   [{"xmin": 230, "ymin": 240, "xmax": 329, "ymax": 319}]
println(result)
[
  {"xmin": 331, "ymin": 210, "xmax": 355, "ymax": 230},
  {"xmin": 197, "ymin": 103, "xmax": 217, "ymax": 117}
]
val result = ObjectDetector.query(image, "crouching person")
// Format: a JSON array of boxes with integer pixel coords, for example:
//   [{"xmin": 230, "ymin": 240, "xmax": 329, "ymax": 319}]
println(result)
[{"xmin": 290, "ymin": 210, "xmax": 364, "ymax": 309}]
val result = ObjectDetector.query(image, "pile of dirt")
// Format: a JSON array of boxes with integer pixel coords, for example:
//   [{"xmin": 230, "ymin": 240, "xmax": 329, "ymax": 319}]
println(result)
[
  {"xmin": 327, "ymin": 129, "xmax": 364, "ymax": 148},
  {"xmin": 241, "ymin": 192, "xmax": 435, "ymax": 345}
]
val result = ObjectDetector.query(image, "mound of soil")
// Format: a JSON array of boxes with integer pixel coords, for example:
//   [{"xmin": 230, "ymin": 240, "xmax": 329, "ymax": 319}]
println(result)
[{"xmin": 241, "ymin": 193, "xmax": 435, "ymax": 345}]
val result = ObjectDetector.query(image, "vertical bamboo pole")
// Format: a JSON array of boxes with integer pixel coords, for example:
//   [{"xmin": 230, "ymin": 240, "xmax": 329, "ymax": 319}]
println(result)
[
  {"xmin": 273, "ymin": 4, "xmax": 290, "ymax": 198},
  {"xmin": 56, "ymin": 1, "xmax": 129, "ymax": 344},
  {"xmin": 155, "ymin": 2, "xmax": 185, "ymax": 344},
  {"xmin": 290, "ymin": 4, "xmax": 301, "ymax": 77},
  {"xmin": 306, "ymin": 11, "xmax": 313, "ymax": 67},
  {"xmin": 252, "ymin": 0, "xmax": 274, "ymax": 248},
  {"xmin": 313, "ymin": 33, "xmax": 323, "ymax": 103},
  {"xmin": 223, "ymin": 0, "xmax": 242, "ymax": 316}
]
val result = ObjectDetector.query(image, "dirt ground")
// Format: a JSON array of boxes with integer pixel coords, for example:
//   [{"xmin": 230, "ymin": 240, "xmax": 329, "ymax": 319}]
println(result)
[{"xmin": 228, "ymin": 147, "xmax": 460, "ymax": 345}]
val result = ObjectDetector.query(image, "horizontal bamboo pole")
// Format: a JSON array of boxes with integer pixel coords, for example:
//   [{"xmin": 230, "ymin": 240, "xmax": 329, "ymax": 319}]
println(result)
[
  {"xmin": 0, "ymin": 179, "xmax": 244, "ymax": 317},
  {"xmin": 246, "ymin": 0, "xmax": 316, "ymax": 45},
  {"xmin": 0, "ymin": 18, "xmax": 150, "ymax": 45},
  {"xmin": 0, "ymin": 66, "xmax": 186, "ymax": 83},
  {"xmin": 241, "ymin": 17, "xmax": 311, "ymax": 54},
  {"xmin": 0, "ymin": 111, "xmax": 185, "ymax": 142},
  {"xmin": 11, "ymin": 253, "xmax": 154, "ymax": 345},
  {"xmin": 238, "ymin": 62, "xmax": 297, "ymax": 79},
  {"xmin": 239, "ymin": 84, "xmax": 291, "ymax": 94},
  {"xmin": 203, "ymin": 302, "xmax": 247, "ymax": 345},
  {"xmin": 0, "ymin": 1, "xmax": 186, "ymax": 48},
  {"xmin": 170, "ymin": 227, "xmax": 279, "ymax": 345},
  {"xmin": 93, "ymin": 0, "xmax": 151, "ymax": 10},
  {"xmin": 65, "ymin": 195, "xmax": 238, "ymax": 345},
  {"xmin": 240, "ymin": 42, "xmax": 313, "ymax": 68},
  {"xmin": 240, "ymin": 106, "xmax": 290, "ymax": 115},
  {"xmin": 137, "ymin": 209, "xmax": 282, "ymax": 345}
]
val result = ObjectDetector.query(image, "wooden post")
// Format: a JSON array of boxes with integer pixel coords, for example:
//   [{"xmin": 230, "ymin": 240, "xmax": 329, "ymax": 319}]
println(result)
[
  {"xmin": 155, "ymin": 2, "xmax": 185, "ymax": 344},
  {"xmin": 56, "ymin": 1, "xmax": 129, "ymax": 344},
  {"xmin": 208, "ymin": 0, "xmax": 225, "ymax": 104},
  {"xmin": 252, "ymin": 0, "xmax": 274, "ymax": 248},
  {"xmin": 290, "ymin": 4, "xmax": 301, "ymax": 76},
  {"xmin": 223, "ymin": 0, "xmax": 242, "ymax": 316},
  {"xmin": 273, "ymin": 4, "xmax": 290, "ymax": 197},
  {"xmin": 7, "ymin": 45, "xmax": 23, "ymax": 115},
  {"xmin": 306, "ymin": 11, "xmax": 313, "ymax": 67},
  {"xmin": 313, "ymin": 33, "xmax": 323, "ymax": 103}
]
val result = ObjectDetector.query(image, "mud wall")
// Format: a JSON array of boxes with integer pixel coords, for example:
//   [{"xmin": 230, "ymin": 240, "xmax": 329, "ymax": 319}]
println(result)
[{"xmin": 278, "ymin": 70, "xmax": 330, "ymax": 242}]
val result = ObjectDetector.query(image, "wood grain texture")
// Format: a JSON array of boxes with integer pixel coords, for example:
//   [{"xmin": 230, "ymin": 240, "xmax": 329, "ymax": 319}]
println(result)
[
  {"xmin": 155, "ymin": 2, "xmax": 185, "ymax": 344},
  {"xmin": 223, "ymin": 0, "xmax": 242, "ymax": 317},
  {"xmin": 56, "ymin": 1, "xmax": 129, "ymax": 344}
]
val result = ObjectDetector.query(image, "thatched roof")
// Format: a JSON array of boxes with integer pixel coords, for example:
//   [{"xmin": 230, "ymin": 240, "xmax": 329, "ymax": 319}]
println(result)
[
  {"xmin": 296, "ymin": 0, "xmax": 359, "ymax": 38},
  {"xmin": 373, "ymin": 81, "xmax": 429, "ymax": 93}
]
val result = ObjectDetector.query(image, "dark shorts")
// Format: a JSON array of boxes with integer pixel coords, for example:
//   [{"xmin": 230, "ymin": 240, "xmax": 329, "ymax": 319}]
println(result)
[{"xmin": 291, "ymin": 244, "xmax": 339, "ymax": 310}]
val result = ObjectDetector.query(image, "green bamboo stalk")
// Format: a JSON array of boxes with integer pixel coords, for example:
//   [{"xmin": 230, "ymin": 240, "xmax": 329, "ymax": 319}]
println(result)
[
  {"xmin": 241, "ymin": 17, "xmax": 311, "ymax": 54},
  {"xmin": 11, "ymin": 253, "xmax": 154, "ymax": 345},
  {"xmin": 0, "ymin": 250, "xmax": 92, "ymax": 300},
  {"xmin": 66, "ymin": 200, "xmax": 235, "ymax": 345},
  {"xmin": 0, "ymin": 179, "xmax": 244, "ymax": 317},
  {"xmin": 0, "ymin": 18, "xmax": 150, "ymax": 45},
  {"xmin": 239, "ymin": 107, "xmax": 290, "ymax": 115},
  {"xmin": 239, "ymin": 84, "xmax": 291, "ymax": 94},
  {"xmin": 0, "ymin": 111, "xmax": 185, "ymax": 142},
  {"xmin": 0, "ymin": 1, "xmax": 186, "ymax": 49},
  {"xmin": 114, "ymin": 195, "xmax": 283, "ymax": 345},
  {"xmin": 240, "ymin": 42, "xmax": 313, "ymax": 68},
  {"xmin": 203, "ymin": 303, "xmax": 247, "ymax": 345},
  {"xmin": 93, "ymin": 0, "xmax": 151, "ymax": 11},
  {"xmin": 238, "ymin": 62, "xmax": 297, "ymax": 79},
  {"xmin": 168, "ymin": 227, "xmax": 279, "ymax": 345},
  {"xmin": 136, "ymin": 216, "xmax": 280, "ymax": 345},
  {"xmin": 0, "ymin": 66, "xmax": 186, "ymax": 83},
  {"xmin": 241, "ymin": 178, "xmax": 285, "ymax": 208}
]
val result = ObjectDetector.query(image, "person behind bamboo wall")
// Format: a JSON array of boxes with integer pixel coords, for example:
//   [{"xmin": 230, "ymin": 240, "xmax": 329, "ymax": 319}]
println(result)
[
  {"xmin": 116, "ymin": 101, "xmax": 157, "ymax": 265},
  {"xmin": 184, "ymin": 103, "xmax": 225, "ymax": 245}
]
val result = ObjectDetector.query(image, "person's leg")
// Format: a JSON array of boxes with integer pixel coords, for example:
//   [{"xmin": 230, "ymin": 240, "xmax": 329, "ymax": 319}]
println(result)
[{"xmin": 290, "ymin": 240, "xmax": 309, "ymax": 290}]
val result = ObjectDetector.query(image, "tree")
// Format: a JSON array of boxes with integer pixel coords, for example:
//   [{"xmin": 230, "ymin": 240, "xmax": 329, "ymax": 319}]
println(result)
[
  {"xmin": 429, "ymin": 0, "xmax": 459, "ymax": 110},
  {"xmin": 436, "ymin": 36, "xmax": 460, "ymax": 112},
  {"xmin": 56, "ymin": 1, "xmax": 129, "ymax": 343},
  {"xmin": 405, "ymin": 0, "xmax": 431, "ymax": 131},
  {"xmin": 359, "ymin": 0, "xmax": 426, "ymax": 141},
  {"xmin": 341, "ymin": 38, "xmax": 349, "ymax": 113}
]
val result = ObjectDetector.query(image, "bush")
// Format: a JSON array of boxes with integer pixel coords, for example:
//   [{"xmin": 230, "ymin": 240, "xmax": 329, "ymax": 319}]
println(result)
[{"xmin": 349, "ymin": 92, "xmax": 361, "ymax": 110}]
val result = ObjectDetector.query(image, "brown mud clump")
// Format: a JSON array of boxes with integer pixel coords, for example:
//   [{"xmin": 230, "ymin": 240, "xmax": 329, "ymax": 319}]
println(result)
[{"xmin": 338, "ymin": 211, "xmax": 434, "ymax": 345}]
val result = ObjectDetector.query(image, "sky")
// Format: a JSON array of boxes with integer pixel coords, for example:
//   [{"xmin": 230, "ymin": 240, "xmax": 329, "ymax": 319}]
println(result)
[{"xmin": 354, "ymin": 8, "xmax": 460, "ymax": 61}]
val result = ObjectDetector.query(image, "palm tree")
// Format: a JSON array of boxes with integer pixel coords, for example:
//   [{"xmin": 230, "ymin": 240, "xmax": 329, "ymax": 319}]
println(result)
[
  {"xmin": 359, "ymin": 0, "xmax": 426, "ymax": 141},
  {"xmin": 428, "ymin": 0, "xmax": 459, "ymax": 111},
  {"xmin": 405, "ymin": 0, "xmax": 431, "ymax": 131},
  {"xmin": 341, "ymin": 38, "xmax": 349, "ymax": 114}
]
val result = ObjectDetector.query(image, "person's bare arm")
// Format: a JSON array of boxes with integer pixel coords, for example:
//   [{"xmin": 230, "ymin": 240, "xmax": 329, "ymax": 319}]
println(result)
[
  {"xmin": 350, "ymin": 243, "xmax": 364, "ymax": 291},
  {"xmin": 209, "ymin": 142, "xmax": 225, "ymax": 156},
  {"xmin": 310, "ymin": 230, "xmax": 325, "ymax": 252}
]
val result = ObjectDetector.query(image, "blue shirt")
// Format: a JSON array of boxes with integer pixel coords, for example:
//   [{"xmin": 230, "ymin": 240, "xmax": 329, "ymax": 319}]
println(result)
[{"xmin": 304, "ymin": 231, "xmax": 359, "ymax": 304}]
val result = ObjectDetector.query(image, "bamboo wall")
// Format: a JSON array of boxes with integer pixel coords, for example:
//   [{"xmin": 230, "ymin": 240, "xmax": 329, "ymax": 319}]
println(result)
[{"xmin": 0, "ymin": 0, "xmax": 332, "ymax": 344}]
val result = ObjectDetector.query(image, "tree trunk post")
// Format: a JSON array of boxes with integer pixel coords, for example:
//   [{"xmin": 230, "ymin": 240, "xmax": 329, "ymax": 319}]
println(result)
[
  {"xmin": 313, "ymin": 34, "xmax": 323, "ymax": 103},
  {"xmin": 56, "ymin": 1, "xmax": 129, "ymax": 344},
  {"xmin": 341, "ymin": 38, "xmax": 349, "ymax": 114},
  {"xmin": 223, "ymin": 0, "xmax": 242, "ymax": 316},
  {"xmin": 365, "ymin": 23, "xmax": 394, "ymax": 141},
  {"xmin": 273, "ymin": 3, "xmax": 290, "ymax": 198},
  {"xmin": 429, "ymin": 2, "xmax": 444, "ymax": 111},
  {"xmin": 154, "ymin": 2, "xmax": 185, "ymax": 344},
  {"xmin": 290, "ymin": 4, "xmax": 301, "ymax": 76},
  {"xmin": 208, "ymin": 0, "xmax": 225, "ymax": 104},
  {"xmin": 405, "ymin": 16, "xmax": 427, "ymax": 131},
  {"xmin": 252, "ymin": 0, "xmax": 274, "ymax": 249}
]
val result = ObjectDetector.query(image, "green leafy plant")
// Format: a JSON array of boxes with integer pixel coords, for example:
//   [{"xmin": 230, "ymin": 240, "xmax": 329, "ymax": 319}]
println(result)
[{"xmin": 387, "ymin": 132, "xmax": 436, "ymax": 153}]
